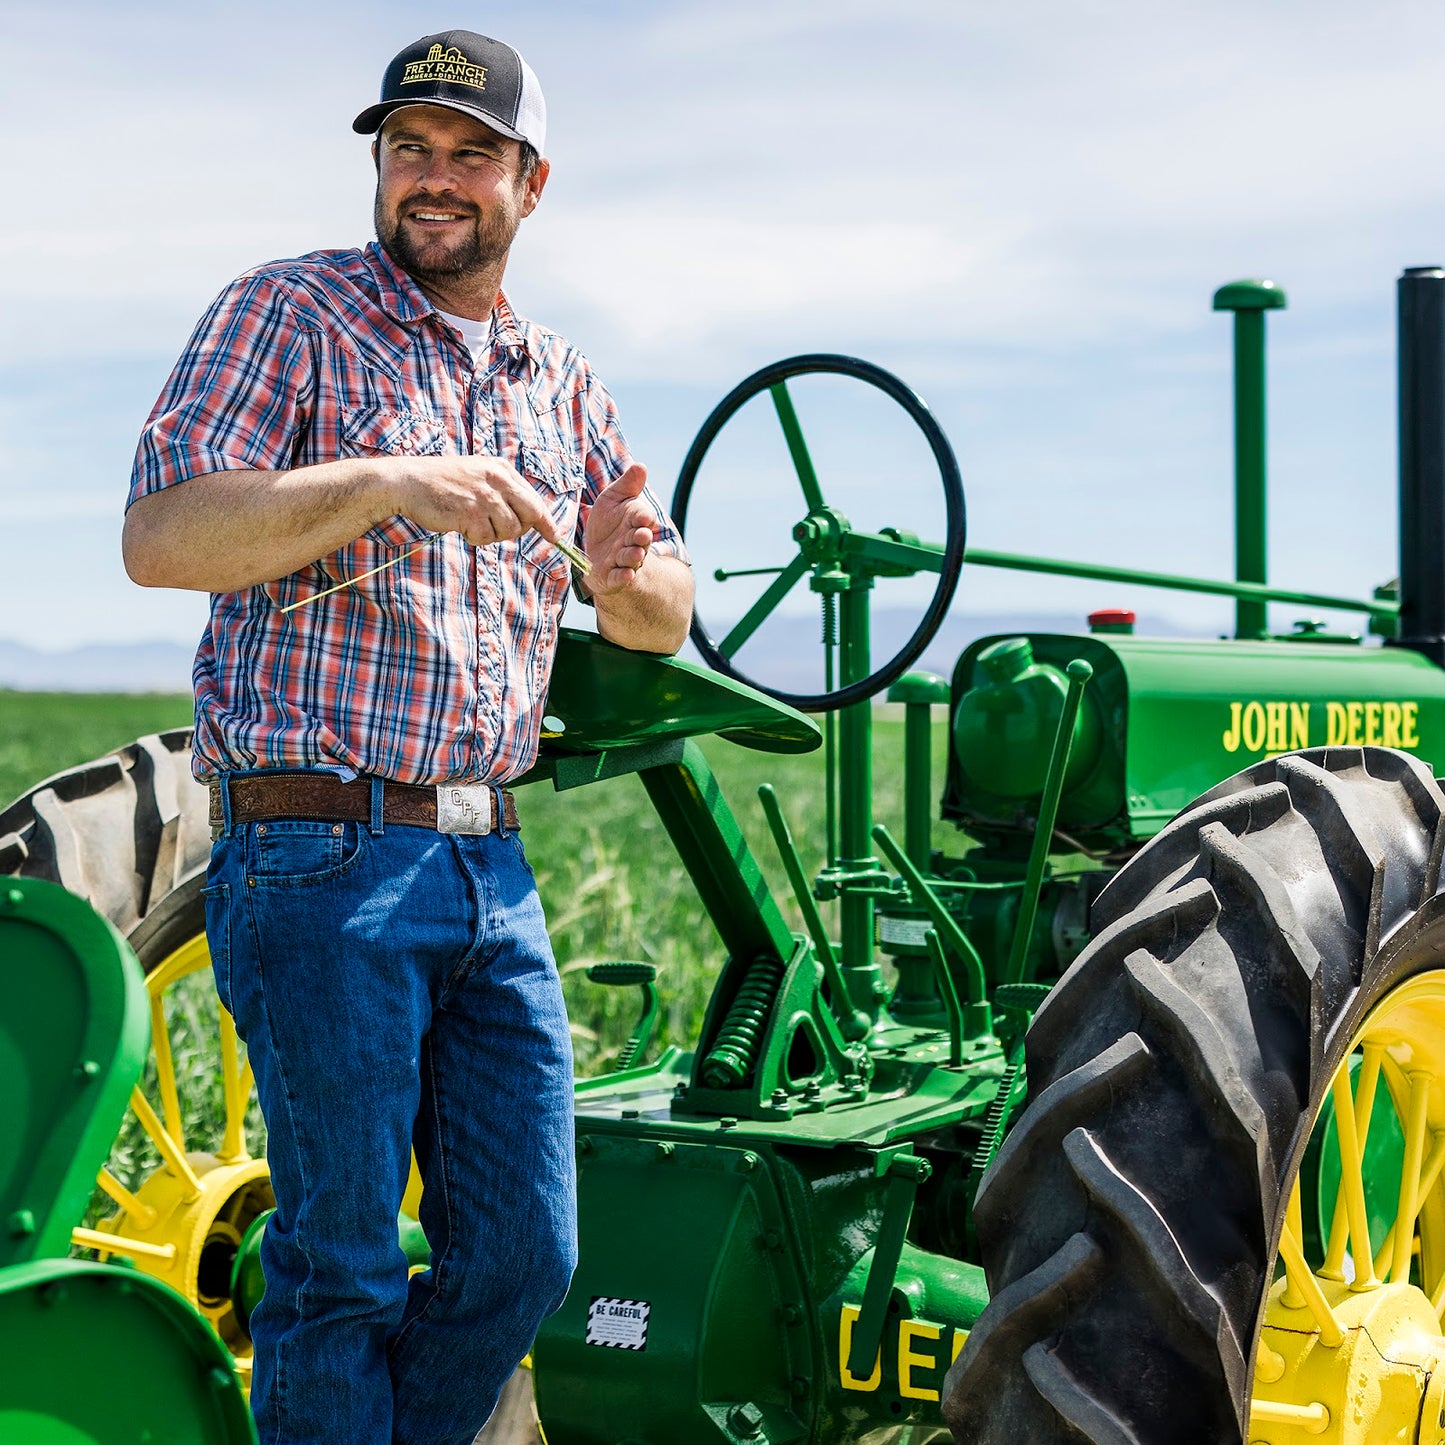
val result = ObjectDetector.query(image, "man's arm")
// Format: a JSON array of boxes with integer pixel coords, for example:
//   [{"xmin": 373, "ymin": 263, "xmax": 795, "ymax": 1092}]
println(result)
[
  {"xmin": 123, "ymin": 455, "xmax": 565, "ymax": 594},
  {"xmin": 591, "ymin": 553, "xmax": 694, "ymax": 653},
  {"xmin": 579, "ymin": 463, "xmax": 694, "ymax": 654}
]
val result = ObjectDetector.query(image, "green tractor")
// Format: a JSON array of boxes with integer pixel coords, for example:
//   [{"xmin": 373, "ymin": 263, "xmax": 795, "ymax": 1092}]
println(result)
[{"xmin": 7, "ymin": 266, "xmax": 1445, "ymax": 1444}]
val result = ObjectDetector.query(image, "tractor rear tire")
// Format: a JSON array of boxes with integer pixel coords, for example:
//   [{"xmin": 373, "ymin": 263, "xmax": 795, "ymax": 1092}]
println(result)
[
  {"xmin": 0, "ymin": 732, "xmax": 540, "ymax": 1445},
  {"xmin": 0, "ymin": 728, "xmax": 212, "ymax": 958},
  {"xmin": 942, "ymin": 745, "xmax": 1445, "ymax": 1444}
]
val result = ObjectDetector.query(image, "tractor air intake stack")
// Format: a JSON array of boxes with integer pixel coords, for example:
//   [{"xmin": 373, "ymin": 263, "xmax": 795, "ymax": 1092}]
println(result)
[{"xmin": 1396, "ymin": 266, "xmax": 1445, "ymax": 666}]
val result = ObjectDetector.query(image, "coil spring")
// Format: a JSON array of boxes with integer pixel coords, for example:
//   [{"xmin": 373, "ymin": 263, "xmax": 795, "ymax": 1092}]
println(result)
[
  {"xmin": 701, "ymin": 955, "xmax": 786, "ymax": 1088},
  {"xmin": 821, "ymin": 593, "xmax": 837, "ymax": 647}
]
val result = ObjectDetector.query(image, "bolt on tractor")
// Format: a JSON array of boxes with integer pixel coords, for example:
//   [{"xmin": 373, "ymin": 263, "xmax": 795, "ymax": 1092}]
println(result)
[{"xmin": 7, "ymin": 266, "xmax": 1445, "ymax": 1444}]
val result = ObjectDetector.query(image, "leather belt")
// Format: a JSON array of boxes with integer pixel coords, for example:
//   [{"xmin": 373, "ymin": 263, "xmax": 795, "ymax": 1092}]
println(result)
[{"xmin": 209, "ymin": 774, "xmax": 519, "ymax": 834}]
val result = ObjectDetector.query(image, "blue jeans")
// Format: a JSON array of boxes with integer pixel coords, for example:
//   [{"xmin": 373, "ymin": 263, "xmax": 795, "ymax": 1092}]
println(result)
[{"xmin": 205, "ymin": 810, "xmax": 577, "ymax": 1445}]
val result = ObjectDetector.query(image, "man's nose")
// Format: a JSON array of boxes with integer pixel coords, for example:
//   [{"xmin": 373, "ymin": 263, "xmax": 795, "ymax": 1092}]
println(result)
[{"xmin": 419, "ymin": 152, "xmax": 459, "ymax": 190}]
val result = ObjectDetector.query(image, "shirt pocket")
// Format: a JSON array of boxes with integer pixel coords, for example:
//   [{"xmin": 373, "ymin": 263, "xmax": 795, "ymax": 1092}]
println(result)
[
  {"xmin": 516, "ymin": 443, "xmax": 583, "ymax": 576},
  {"xmin": 341, "ymin": 405, "xmax": 449, "ymax": 549}
]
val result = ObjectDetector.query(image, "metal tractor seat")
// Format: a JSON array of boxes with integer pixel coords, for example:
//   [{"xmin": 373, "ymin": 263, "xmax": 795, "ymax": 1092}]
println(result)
[{"xmin": 0, "ymin": 877, "xmax": 254, "ymax": 1443}]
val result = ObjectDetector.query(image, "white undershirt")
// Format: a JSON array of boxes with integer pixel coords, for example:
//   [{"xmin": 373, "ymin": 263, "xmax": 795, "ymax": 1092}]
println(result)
[{"xmin": 438, "ymin": 307, "xmax": 492, "ymax": 366}]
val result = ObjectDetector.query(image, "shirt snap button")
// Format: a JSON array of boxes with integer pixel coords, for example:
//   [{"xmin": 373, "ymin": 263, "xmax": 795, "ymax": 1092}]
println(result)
[{"xmin": 332, "ymin": 824, "xmax": 343, "ymax": 835}]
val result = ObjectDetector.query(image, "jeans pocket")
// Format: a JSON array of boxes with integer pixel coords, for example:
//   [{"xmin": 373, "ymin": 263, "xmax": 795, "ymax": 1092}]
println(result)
[
  {"xmin": 248, "ymin": 819, "xmax": 364, "ymax": 888},
  {"xmin": 203, "ymin": 882, "xmax": 234, "ymax": 1017}
]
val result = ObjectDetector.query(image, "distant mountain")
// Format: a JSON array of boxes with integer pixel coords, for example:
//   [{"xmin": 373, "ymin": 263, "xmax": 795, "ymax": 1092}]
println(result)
[
  {"xmin": 0, "ymin": 638, "xmax": 195, "ymax": 693},
  {"xmin": 0, "ymin": 608, "xmax": 1195, "ymax": 695},
  {"xmin": 684, "ymin": 607, "xmax": 1196, "ymax": 695}
]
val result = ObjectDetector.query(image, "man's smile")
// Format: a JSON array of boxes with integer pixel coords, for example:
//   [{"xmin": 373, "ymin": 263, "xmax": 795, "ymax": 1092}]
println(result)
[{"xmin": 406, "ymin": 209, "xmax": 472, "ymax": 227}]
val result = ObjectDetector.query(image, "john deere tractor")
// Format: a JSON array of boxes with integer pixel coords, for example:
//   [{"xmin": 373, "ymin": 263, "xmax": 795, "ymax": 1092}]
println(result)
[{"xmin": 8, "ymin": 266, "xmax": 1445, "ymax": 1445}]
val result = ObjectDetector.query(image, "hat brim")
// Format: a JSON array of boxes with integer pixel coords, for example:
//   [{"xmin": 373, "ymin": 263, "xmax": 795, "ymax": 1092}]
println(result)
[{"xmin": 352, "ymin": 97, "xmax": 530, "ymax": 145}]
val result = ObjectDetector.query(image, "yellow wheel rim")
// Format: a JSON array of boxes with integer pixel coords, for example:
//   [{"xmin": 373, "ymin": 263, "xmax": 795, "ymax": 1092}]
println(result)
[
  {"xmin": 1250, "ymin": 970, "xmax": 1445, "ymax": 1443},
  {"xmin": 73, "ymin": 930, "xmax": 267, "ymax": 1386}
]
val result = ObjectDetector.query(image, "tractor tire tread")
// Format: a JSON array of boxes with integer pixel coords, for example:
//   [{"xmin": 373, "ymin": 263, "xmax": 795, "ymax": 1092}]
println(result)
[{"xmin": 944, "ymin": 746, "xmax": 1443, "ymax": 1445}]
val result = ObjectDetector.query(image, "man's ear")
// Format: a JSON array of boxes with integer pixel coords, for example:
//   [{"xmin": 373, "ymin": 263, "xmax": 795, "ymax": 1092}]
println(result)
[
  {"xmin": 371, "ymin": 138, "xmax": 380, "ymax": 175},
  {"xmin": 521, "ymin": 157, "xmax": 551, "ymax": 218}
]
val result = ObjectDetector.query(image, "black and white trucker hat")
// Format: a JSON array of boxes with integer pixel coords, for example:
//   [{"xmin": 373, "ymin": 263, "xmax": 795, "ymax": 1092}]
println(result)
[{"xmin": 352, "ymin": 30, "xmax": 547, "ymax": 155}]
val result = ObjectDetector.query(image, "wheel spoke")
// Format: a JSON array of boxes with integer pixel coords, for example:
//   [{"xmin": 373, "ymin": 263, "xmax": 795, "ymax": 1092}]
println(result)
[
  {"xmin": 1411, "ymin": 1130, "xmax": 1445, "ymax": 1301},
  {"xmin": 1390, "ymin": 1072, "xmax": 1432, "ymax": 1283},
  {"xmin": 1331, "ymin": 1068, "xmax": 1380, "ymax": 1288},
  {"xmin": 1322, "ymin": 1042, "xmax": 1383, "ymax": 1281},
  {"xmin": 129, "ymin": 1086, "xmax": 203, "ymax": 1198},
  {"xmin": 95, "ymin": 1167, "xmax": 157, "ymax": 1228},
  {"xmin": 1380, "ymin": 1050, "xmax": 1415, "ymax": 1118},
  {"xmin": 1280, "ymin": 1179, "xmax": 1306, "ymax": 1309},
  {"xmin": 149, "ymin": 989, "xmax": 186, "ymax": 1150},
  {"xmin": 768, "ymin": 380, "xmax": 827, "ymax": 513},
  {"xmin": 1255, "ymin": 1335, "xmax": 1286, "ymax": 1384},
  {"xmin": 1249, "ymin": 1398, "xmax": 1330, "ymax": 1433},
  {"xmin": 71, "ymin": 1227, "xmax": 177, "ymax": 1264},
  {"xmin": 719, "ymin": 551, "xmax": 810, "ymax": 659},
  {"xmin": 1278, "ymin": 1216, "xmax": 1345, "ymax": 1346}
]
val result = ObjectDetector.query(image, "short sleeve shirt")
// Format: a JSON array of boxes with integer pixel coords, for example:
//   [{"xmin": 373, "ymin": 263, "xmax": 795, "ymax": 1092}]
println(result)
[{"xmin": 128, "ymin": 242, "xmax": 687, "ymax": 785}]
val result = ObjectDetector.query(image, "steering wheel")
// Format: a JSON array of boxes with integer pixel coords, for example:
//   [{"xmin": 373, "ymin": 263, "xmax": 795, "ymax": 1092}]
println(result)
[{"xmin": 670, "ymin": 354, "xmax": 966, "ymax": 713}]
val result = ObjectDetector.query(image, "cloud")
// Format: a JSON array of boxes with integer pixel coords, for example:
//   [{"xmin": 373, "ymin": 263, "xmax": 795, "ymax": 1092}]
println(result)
[
  {"xmin": 3, "ymin": 0, "xmax": 1442, "ymax": 648},
  {"xmin": 8, "ymin": 0, "xmax": 1445, "ymax": 371}
]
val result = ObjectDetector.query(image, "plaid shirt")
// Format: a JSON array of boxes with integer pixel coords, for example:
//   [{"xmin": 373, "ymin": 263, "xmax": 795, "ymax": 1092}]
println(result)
[{"xmin": 129, "ymin": 241, "xmax": 686, "ymax": 786}]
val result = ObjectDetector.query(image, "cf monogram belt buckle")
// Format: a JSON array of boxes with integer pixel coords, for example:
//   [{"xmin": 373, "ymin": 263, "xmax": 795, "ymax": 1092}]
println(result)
[{"xmin": 436, "ymin": 782, "xmax": 494, "ymax": 835}]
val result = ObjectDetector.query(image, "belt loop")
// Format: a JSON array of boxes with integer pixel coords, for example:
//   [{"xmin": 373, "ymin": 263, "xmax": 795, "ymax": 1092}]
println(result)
[
  {"xmin": 219, "ymin": 774, "xmax": 236, "ymax": 838},
  {"xmin": 492, "ymin": 785, "xmax": 509, "ymax": 838},
  {"xmin": 369, "ymin": 777, "xmax": 386, "ymax": 836}
]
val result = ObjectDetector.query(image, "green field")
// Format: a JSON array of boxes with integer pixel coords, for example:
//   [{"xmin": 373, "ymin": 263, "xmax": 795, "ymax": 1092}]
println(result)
[{"xmin": 0, "ymin": 689, "xmax": 949, "ymax": 1075}]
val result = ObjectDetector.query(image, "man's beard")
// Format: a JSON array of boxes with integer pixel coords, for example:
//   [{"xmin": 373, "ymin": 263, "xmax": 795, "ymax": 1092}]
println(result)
[{"xmin": 375, "ymin": 189, "xmax": 522, "ymax": 284}]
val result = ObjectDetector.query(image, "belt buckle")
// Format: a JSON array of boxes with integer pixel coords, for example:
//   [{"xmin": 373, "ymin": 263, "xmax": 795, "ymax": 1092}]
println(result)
[{"xmin": 436, "ymin": 782, "xmax": 494, "ymax": 835}]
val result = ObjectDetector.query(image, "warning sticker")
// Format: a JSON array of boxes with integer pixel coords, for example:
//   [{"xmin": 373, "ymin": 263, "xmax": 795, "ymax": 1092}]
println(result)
[
  {"xmin": 586, "ymin": 1296, "xmax": 651, "ymax": 1350},
  {"xmin": 879, "ymin": 914, "xmax": 931, "ymax": 948}
]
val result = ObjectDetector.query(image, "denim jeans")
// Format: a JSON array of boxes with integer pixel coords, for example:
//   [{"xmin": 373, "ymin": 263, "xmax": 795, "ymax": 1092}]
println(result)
[{"xmin": 204, "ymin": 809, "xmax": 577, "ymax": 1445}]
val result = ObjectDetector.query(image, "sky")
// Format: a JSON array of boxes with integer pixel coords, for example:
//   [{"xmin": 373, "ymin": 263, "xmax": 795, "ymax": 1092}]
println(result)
[{"xmin": 5, "ymin": 0, "xmax": 1445, "ymax": 668}]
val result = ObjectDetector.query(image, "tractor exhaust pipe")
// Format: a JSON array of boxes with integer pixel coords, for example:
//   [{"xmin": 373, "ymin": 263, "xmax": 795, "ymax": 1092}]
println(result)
[{"xmin": 1396, "ymin": 266, "xmax": 1445, "ymax": 666}]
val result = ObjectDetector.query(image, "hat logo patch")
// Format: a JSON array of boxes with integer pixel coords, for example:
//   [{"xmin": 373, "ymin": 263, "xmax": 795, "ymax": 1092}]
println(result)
[{"xmin": 402, "ymin": 43, "xmax": 487, "ymax": 92}]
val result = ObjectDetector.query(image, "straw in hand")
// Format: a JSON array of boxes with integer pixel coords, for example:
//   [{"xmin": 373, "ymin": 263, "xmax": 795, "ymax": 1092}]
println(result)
[
  {"xmin": 279, "ymin": 529, "xmax": 590, "ymax": 614},
  {"xmin": 554, "ymin": 536, "xmax": 591, "ymax": 576}
]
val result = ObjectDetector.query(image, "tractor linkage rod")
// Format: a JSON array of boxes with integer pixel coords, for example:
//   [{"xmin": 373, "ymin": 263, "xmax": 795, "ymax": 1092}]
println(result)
[
  {"xmin": 871, "ymin": 824, "xmax": 990, "ymax": 1037},
  {"xmin": 1005, "ymin": 658, "xmax": 1093, "ymax": 987},
  {"xmin": 966, "ymin": 548, "xmax": 1395, "ymax": 620},
  {"xmin": 833, "ymin": 530, "xmax": 1395, "ymax": 620},
  {"xmin": 758, "ymin": 784, "xmax": 871, "ymax": 1041},
  {"xmin": 846, "ymin": 1152, "xmax": 933, "ymax": 1381}
]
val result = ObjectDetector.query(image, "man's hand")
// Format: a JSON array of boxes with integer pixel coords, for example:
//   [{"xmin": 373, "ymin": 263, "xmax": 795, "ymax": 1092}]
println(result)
[
  {"xmin": 582, "ymin": 464, "xmax": 657, "ymax": 594},
  {"xmin": 393, "ymin": 454, "xmax": 562, "ymax": 550},
  {"xmin": 579, "ymin": 462, "xmax": 694, "ymax": 654}
]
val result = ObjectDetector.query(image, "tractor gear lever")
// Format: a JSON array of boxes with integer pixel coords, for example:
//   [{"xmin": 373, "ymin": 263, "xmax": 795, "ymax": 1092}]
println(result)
[{"xmin": 586, "ymin": 962, "xmax": 661, "ymax": 1072}]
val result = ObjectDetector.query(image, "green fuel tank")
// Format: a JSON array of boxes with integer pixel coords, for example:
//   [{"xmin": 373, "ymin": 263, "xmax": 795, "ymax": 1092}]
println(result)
[{"xmin": 943, "ymin": 632, "xmax": 1445, "ymax": 846}]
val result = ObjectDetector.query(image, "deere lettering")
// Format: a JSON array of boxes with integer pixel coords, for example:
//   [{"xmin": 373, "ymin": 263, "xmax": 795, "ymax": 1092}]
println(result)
[
  {"xmin": 837, "ymin": 1303, "xmax": 966, "ymax": 1403},
  {"xmin": 1221, "ymin": 699, "xmax": 1421, "ymax": 753},
  {"xmin": 402, "ymin": 43, "xmax": 488, "ymax": 92}
]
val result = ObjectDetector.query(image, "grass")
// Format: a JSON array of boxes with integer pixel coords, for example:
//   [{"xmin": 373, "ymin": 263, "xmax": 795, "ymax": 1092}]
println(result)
[
  {"xmin": 0, "ymin": 690, "xmax": 197, "ymax": 806},
  {"xmin": 4, "ymin": 689, "xmax": 949, "ymax": 1190}
]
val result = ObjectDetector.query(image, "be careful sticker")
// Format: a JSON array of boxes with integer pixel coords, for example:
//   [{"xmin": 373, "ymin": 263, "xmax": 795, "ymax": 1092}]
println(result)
[{"xmin": 586, "ymin": 1296, "xmax": 650, "ymax": 1351}]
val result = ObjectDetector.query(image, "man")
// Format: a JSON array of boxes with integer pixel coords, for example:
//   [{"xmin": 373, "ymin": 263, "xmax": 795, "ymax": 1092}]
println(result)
[{"xmin": 123, "ymin": 28, "xmax": 693, "ymax": 1445}]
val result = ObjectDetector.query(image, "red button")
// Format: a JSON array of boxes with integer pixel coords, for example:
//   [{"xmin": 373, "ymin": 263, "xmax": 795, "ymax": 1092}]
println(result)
[{"xmin": 1088, "ymin": 608, "xmax": 1136, "ymax": 627}]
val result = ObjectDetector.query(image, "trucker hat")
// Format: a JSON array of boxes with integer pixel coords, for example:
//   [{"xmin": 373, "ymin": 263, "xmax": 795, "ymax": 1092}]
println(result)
[{"xmin": 352, "ymin": 30, "xmax": 547, "ymax": 155}]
